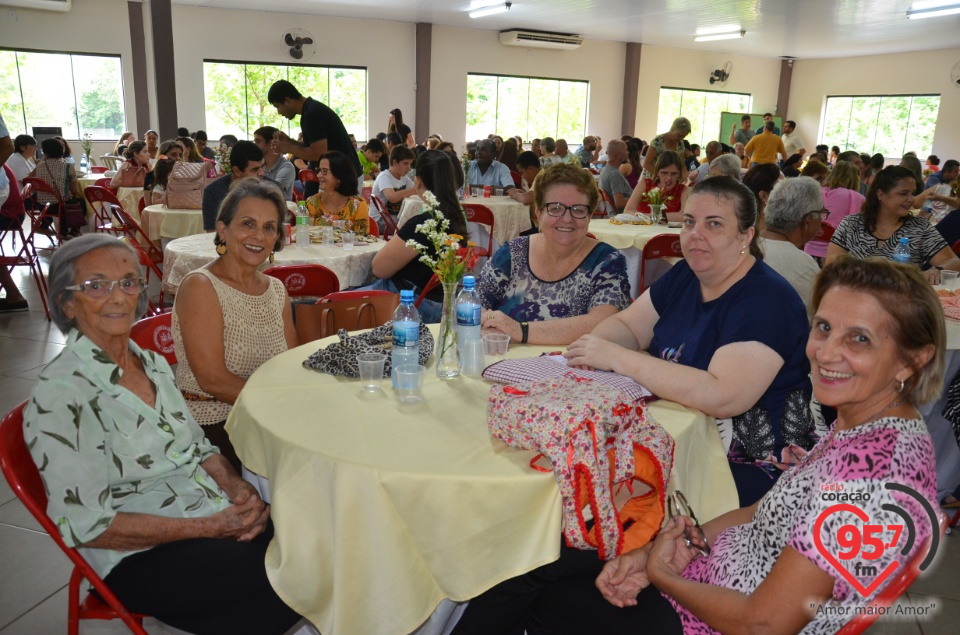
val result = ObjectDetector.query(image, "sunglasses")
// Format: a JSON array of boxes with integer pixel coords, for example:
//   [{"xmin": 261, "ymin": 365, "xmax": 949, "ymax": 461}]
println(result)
[{"xmin": 666, "ymin": 490, "xmax": 710, "ymax": 557}]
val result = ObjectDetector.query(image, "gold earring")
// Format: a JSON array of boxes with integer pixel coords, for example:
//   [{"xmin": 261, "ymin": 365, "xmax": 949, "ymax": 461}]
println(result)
[
  {"xmin": 897, "ymin": 377, "xmax": 906, "ymax": 393},
  {"xmin": 269, "ymin": 251, "xmax": 275, "ymax": 264},
  {"xmin": 216, "ymin": 243, "xmax": 227, "ymax": 256}
]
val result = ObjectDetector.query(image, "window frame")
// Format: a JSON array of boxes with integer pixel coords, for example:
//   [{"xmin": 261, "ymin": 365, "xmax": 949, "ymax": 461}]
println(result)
[
  {"xmin": 202, "ymin": 58, "xmax": 368, "ymax": 141},
  {"xmin": 656, "ymin": 86, "xmax": 752, "ymax": 148},
  {"xmin": 465, "ymin": 71, "xmax": 589, "ymax": 144},
  {"xmin": 1, "ymin": 46, "xmax": 127, "ymax": 141},
  {"xmin": 819, "ymin": 93, "xmax": 941, "ymax": 158}
]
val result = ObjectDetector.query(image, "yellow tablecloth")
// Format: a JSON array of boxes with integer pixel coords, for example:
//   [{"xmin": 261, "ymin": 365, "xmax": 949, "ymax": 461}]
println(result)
[
  {"xmin": 399, "ymin": 195, "xmax": 532, "ymax": 245},
  {"xmin": 162, "ymin": 231, "xmax": 386, "ymax": 295},
  {"xmin": 141, "ymin": 204, "xmax": 204, "ymax": 243},
  {"xmin": 587, "ymin": 219, "xmax": 681, "ymax": 251},
  {"xmin": 226, "ymin": 330, "xmax": 737, "ymax": 635}
]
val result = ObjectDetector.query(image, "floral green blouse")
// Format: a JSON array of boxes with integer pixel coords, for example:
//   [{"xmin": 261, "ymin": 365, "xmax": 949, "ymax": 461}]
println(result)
[{"xmin": 23, "ymin": 330, "xmax": 232, "ymax": 578}]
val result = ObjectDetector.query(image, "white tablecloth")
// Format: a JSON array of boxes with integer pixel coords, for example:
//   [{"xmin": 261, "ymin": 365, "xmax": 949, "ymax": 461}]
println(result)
[
  {"xmin": 162, "ymin": 232, "xmax": 386, "ymax": 295},
  {"xmin": 226, "ymin": 330, "xmax": 736, "ymax": 635},
  {"xmin": 588, "ymin": 220, "xmax": 682, "ymax": 298},
  {"xmin": 399, "ymin": 195, "xmax": 532, "ymax": 246}
]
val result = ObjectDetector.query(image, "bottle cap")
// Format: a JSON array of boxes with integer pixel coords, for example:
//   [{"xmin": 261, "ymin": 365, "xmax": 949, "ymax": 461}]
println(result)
[
  {"xmin": 463, "ymin": 275, "xmax": 475, "ymax": 288},
  {"xmin": 900, "ymin": 237, "xmax": 909, "ymax": 244},
  {"xmin": 400, "ymin": 289, "xmax": 414, "ymax": 302}
]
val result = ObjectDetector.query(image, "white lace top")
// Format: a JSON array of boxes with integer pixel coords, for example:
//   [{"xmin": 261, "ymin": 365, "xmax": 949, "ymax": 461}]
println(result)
[{"xmin": 172, "ymin": 267, "xmax": 289, "ymax": 424}]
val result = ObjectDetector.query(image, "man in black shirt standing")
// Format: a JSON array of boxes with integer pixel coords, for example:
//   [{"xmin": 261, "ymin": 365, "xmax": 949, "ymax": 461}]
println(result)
[{"xmin": 267, "ymin": 79, "xmax": 362, "ymax": 197}]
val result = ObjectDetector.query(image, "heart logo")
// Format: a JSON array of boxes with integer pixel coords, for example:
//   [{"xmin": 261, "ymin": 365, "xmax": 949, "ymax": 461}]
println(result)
[{"xmin": 813, "ymin": 503, "xmax": 900, "ymax": 597}]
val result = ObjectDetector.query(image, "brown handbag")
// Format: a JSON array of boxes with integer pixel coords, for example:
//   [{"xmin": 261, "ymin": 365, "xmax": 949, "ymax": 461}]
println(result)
[
  {"xmin": 119, "ymin": 164, "xmax": 147, "ymax": 188},
  {"xmin": 164, "ymin": 162, "xmax": 207, "ymax": 209}
]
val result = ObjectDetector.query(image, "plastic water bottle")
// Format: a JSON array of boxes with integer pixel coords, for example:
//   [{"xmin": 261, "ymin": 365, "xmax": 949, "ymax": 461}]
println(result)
[
  {"xmin": 456, "ymin": 276, "xmax": 484, "ymax": 374},
  {"xmin": 80, "ymin": 154, "xmax": 88, "ymax": 172},
  {"xmin": 392, "ymin": 290, "xmax": 421, "ymax": 388},
  {"xmin": 892, "ymin": 237, "xmax": 911, "ymax": 265},
  {"xmin": 296, "ymin": 200, "xmax": 310, "ymax": 247}
]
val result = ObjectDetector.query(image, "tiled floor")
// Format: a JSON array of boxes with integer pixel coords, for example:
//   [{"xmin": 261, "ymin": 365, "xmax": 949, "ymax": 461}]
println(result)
[{"xmin": 2, "ymin": 242, "xmax": 960, "ymax": 634}]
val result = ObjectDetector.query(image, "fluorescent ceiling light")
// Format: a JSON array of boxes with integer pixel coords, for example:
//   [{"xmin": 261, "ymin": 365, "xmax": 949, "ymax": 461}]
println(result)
[
  {"xmin": 695, "ymin": 30, "xmax": 745, "ymax": 42},
  {"xmin": 907, "ymin": 3, "xmax": 960, "ymax": 18},
  {"xmin": 696, "ymin": 24, "xmax": 742, "ymax": 36},
  {"xmin": 470, "ymin": 2, "xmax": 511, "ymax": 18}
]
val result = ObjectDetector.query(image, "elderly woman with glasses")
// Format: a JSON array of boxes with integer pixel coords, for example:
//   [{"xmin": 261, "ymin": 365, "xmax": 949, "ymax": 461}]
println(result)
[
  {"xmin": 757, "ymin": 176, "xmax": 826, "ymax": 309},
  {"xmin": 478, "ymin": 163, "xmax": 630, "ymax": 346},
  {"xmin": 22, "ymin": 234, "xmax": 304, "ymax": 635}
]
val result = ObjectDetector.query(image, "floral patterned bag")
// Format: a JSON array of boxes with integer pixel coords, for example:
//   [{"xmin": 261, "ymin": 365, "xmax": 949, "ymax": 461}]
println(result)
[{"xmin": 488, "ymin": 372, "xmax": 674, "ymax": 560}]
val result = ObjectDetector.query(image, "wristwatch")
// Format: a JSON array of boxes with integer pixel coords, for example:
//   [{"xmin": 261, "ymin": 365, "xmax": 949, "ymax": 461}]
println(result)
[{"xmin": 520, "ymin": 321, "xmax": 529, "ymax": 344}]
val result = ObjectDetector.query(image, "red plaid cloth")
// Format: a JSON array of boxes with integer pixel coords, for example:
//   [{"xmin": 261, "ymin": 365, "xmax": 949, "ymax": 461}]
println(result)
[{"xmin": 482, "ymin": 352, "xmax": 653, "ymax": 400}]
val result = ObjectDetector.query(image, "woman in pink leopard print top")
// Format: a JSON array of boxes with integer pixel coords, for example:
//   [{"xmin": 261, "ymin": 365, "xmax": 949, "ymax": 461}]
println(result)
[{"xmin": 526, "ymin": 256, "xmax": 943, "ymax": 635}]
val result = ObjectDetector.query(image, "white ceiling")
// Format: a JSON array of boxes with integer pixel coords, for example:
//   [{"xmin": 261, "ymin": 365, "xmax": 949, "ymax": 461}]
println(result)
[{"xmin": 173, "ymin": 0, "xmax": 960, "ymax": 60}]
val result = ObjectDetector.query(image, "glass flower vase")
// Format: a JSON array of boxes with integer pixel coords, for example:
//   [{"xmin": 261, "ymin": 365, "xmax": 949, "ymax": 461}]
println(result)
[
  {"xmin": 650, "ymin": 204, "xmax": 664, "ymax": 225},
  {"xmin": 436, "ymin": 281, "xmax": 460, "ymax": 378}
]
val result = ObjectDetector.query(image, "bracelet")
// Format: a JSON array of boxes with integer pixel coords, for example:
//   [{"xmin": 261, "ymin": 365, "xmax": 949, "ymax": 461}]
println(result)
[{"xmin": 520, "ymin": 321, "xmax": 529, "ymax": 344}]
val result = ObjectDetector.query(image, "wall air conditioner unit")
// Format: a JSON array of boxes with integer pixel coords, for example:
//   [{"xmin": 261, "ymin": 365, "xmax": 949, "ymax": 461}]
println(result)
[
  {"xmin": 499, "ymin": 29, "xmax": 583, "ymax": 50},
  {"xmin": 0, "ymin": 0, "xmax": 72, "ymax": 11}
]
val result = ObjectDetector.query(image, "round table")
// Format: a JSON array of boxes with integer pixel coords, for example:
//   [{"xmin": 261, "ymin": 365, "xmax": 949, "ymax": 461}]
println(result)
[
  {"xmin": 79, "ymin": 177, "xmax": 144, "ymax": 225},
  {"xmin": 399, "ymin": 195, "xmax": 532, "ymax": 246},
  {"xmin": 225, "ymin": 328, "xmax": 737, "ymax": 635},
  {"xmin": 588, "ymin": 219, "xmax": 682, "ymax": 298},
  {"xmin": 141, "ymin": 204, "xmax": 204, "ymax": 245},
  {"xmin": 161, "ymin": 232, "xmax": 386, "ymax": 295}
]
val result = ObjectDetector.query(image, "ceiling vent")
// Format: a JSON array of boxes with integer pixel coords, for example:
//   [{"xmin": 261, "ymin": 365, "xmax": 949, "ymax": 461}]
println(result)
[
  {"xmin": 0, "ymin": 0, "xmax": 71, "ymax": 11},
  {"xmin": 499, "ymin": 29, "xmax": 583, "ymax": 50}
]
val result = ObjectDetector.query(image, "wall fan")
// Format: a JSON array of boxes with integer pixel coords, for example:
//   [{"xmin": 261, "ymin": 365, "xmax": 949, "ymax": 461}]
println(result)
[
  {"xmin": 709, "ymin": 61, "xmax": 732, "ymax": 86},
  {"xmin": 952, "ymin": 61, "xmax": 960, "ymax": 88},
  {"xmin": 284, "ymin": 29, "xmax": 315, "ymax": 61}
]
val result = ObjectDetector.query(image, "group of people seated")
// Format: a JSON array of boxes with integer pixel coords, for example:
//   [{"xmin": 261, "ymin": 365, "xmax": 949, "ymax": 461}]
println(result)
[{"xmin": 12, "ymin": 110, "xmax": 955, "ymax": 634}]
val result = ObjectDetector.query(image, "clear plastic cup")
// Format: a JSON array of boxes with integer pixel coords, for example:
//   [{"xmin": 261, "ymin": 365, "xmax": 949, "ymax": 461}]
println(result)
[
  {"xmin": 396, "ymin": 364, "xmax": 426, "ymax": 403},
  {"xmin": 322, "ymin": 226, "xmax": 335, "ymax": 245},
  {"xmin": 342, "ymin": 231, "xmax": 356, "ymax": 251},
  {"xmin": 470, "ymin": 186, "xmax": 482, "ymax": 197},
  {"xmin": 357, "ymin": 353, "xmax": 386, "ymax": 392},
  {"xmin": 460, "ymin": 338, "xmax": 487, "ymax": 376},
  {"xmin": 483, "ymin": 332, "xmax": 511, "ymax": 358},
  {"xmin": 942, "ymin": 270, "xmax": 959, "ymax": 290}
]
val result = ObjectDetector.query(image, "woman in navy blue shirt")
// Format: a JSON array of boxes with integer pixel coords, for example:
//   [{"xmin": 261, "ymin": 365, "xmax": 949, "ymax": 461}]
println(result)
[{"xmin": 566, "ymin": 176, "xmax": 814, "ymax": 505}]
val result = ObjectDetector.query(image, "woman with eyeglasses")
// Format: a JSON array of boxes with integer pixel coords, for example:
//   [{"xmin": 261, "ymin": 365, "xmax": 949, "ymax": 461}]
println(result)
[
  {"xmin": 567, "ymin": 176, "xmax": 814, "ymax": 506},
  {"xmin": 22, "ymin": 234, "xmax": 304, "ymax": 635},
  {"xmin": 827, "ymin": 165, "xmax": 960, "ymax": 283},
  {"xmin": 622, "ymin": 150, "xmax": 690, "ymax": 222},
  {"xmin": 477, "ymin": 163, "xmax": 630, "ymax": 346}
]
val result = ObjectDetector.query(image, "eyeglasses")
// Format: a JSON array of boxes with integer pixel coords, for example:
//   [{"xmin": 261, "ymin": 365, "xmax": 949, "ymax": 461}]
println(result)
[
  {"xmin": 317, "ymin": 168, "xmax": 331, "ymax": 176},
  {"xmin": 64, "ymin": 278, "xmax": 146, "ymax": 299},
  {"xmin": 543, "ymin": 202, "xmax": 592, "ymax": 219},
  {"xmin": 666, "ymin": 490, "xmax": 711, "ymax": 557},
  {"xmin": 808, "ymin": 209, "xmax": 830, "ymax": 221}
]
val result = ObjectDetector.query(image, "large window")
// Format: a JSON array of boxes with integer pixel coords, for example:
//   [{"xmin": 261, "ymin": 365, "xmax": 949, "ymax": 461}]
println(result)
[
  {"xmin": 821, "ymin": 95, "xmax": 940, "ymax": 157},
  {"xmin": 657, "ymin": 88, "xmax": 751, "ymax": 148},
  {"xmin": 203, "ymin": 61, "xmax": 366, "ymax": 140},
  {"xmin": 466, "ymin": 73, "xmax": 588, "ymax": 144},
  {"xmin": 0, "ymin": 49, "xmax": 126, "ymax": 139}
]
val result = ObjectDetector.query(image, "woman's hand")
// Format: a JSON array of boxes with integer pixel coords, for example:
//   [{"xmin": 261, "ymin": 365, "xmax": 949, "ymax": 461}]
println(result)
[
  {"xmin": 923, "ymin": 268, "xmax": 941, "ymax": 285},
  {"xmin": 596, "ymin": 547, "xmax": 651, "ymax": 607},
  {"xmin": 481, "ymin": 309, "xmax": 521, "ymax": 341},
  {"xmin": 647, "ymin": 516, "xmax": 703, "ymax": 586},
  {"xmin": 564, "ymin": 334, "xmax": 625, "ymax": 372},
  {"xmin": 207, "ymin": 490, "xmax": 270, "ymax": 542}
]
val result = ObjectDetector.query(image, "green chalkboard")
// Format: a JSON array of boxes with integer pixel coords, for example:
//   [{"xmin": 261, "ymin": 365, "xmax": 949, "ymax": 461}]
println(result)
[{"xmin": 719, "ymin": 112, "xmax": 783, "ymax": 146}]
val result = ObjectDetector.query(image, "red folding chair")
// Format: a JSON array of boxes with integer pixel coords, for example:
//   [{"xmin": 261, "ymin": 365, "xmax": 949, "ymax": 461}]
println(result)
[
  {"xmin": 84, "ymin": 185, "xmax": 125, "ymax": 234},
  {"xmin": 836, "ymin": 513, "xmax": 948, "ymax": 634},
  {"xmin": 130, "ymin": 312, "xmax": 176, "ymax": 366},
  {"xmin": 371, "ymin": 195, "xmax": 399, "ymax": 239},
  {"xmin": 463, "ymin": 203, "xmax": 495, "ymax": 257},
  {"xmin": 414, "ymin": 273, "xmax": 441, "ymax": 309},
  {"xmin": 110, "ymin": 203, "xmax": 163, "ymax": 263},
  {"xmin": 0, "ymin": 403, "xmax": 150, "ymax": 635},
  {"xmin": 597, "ymin": 190, "xmax": 616, "ymax": 218},
  {"xmin": 639, "ymin": 233, "xmax": 683, "ymax": 292},
  {"xmin": 510, "ymin": 170, "xmax": 522, "ymax": 188},
  {"xmin": 123, "ymin": 238, "xmax": 167, "ymax": 316},
  {"xmin": 89, "ymin": 166, "xmax": 108, "ymax": 174},
  {"xmin": 22, "ymin": 176, "xmax": 68, "ymax": 247},
  {"xmin": 298, "ymin": 169, "xmax": 318, "ymax": 189},
  {"xmin": 93, "ymin": 178, "xmax": 113, "ymax": 188},
  {"xmin": 264, "ymin": 264, "xmax": 339, "ymax": 299},
  {"xmin": 367, "ymin": 219, "xmax": 379, "ymax": 238},
  {"xmin": 815, "ymin": 223, "xmax": 835, "ymax": 244},
  {"xmin": 0, "ymin": 172, "xmax": 51, "ymax": 319}
]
